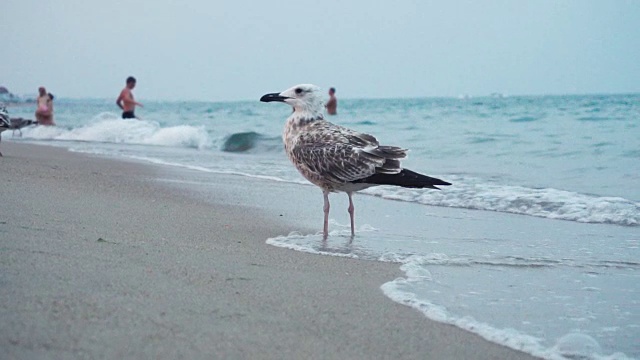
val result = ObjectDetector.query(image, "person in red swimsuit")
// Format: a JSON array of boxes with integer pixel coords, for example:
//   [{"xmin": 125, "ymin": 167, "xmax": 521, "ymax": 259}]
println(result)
[{"xmin": 35, "ymin": 86, "xmax": 55, "ymax": 126}]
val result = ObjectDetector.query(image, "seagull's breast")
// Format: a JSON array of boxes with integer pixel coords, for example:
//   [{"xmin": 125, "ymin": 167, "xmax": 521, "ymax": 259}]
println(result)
[{"xmin": 283, "ymin": 118, "xmax": 336, "ymax": 189}]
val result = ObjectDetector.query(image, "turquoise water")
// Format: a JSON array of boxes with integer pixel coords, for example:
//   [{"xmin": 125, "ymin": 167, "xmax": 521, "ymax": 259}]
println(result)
[{"xmin": 6, "ymin": 93, "xmax": 640, "ymax": 358}]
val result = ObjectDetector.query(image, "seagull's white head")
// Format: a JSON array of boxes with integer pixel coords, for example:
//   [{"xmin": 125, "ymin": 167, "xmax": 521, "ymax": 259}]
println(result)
[{"xmin": 260, "ymin": 84, "xmax": 324, "ymax": 117}]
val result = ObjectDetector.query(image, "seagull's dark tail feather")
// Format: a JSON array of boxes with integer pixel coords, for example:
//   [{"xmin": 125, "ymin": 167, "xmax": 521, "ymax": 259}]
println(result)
[{"xmin": 355, "ymin": 169, "xmax": 451, "ymax": 189}]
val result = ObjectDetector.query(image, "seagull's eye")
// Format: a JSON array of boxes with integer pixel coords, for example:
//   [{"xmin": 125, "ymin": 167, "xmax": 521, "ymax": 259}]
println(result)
[{"xmin": 295, "ymin": 88, "xmax": 303, "ymax": 95}]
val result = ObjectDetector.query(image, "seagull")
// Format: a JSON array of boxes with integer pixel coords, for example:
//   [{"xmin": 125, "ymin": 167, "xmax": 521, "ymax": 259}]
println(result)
[
  {"xmin": 0, "ymin": 104, "xmax": 11, "ymax": 157},
  {"xmin": 260, "ymin": 84, "xmax": 451, "ymax": 238},
  {"xmin": 10, "ymin": 117, "xmax": 37, "ymax": 137}
]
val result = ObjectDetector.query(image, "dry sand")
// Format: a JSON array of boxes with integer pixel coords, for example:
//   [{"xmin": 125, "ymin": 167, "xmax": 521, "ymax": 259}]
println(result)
[{"xmin": 0, "ymin": 142, "xmax": 539, "ymax": 359}]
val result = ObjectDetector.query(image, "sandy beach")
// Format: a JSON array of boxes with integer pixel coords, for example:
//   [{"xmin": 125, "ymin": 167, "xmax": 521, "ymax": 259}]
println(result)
[{"xmin": 0, "ymin": 142, "xmax": 539, "ymax": 359}]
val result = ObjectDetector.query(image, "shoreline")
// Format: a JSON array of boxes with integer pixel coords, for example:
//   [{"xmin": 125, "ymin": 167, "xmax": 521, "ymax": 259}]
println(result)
[{"xmin": 0, "ymin": 142, "xmax": 539, "ymax": 359}]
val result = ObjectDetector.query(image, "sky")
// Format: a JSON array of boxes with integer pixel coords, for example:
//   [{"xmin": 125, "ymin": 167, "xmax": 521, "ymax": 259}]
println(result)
[{"xmin": 2, "ymin": 0, "xmax": 639, "ymax": 101}]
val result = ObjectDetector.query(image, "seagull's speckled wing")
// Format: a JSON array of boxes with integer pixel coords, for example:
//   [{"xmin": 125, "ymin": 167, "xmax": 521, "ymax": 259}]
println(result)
[{"xmin": 288, "ymin": 121, "xmax": 407, "ymax": 188}]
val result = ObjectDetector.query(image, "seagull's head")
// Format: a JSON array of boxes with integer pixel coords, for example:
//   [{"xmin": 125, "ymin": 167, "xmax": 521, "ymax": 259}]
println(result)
[{"xmin": 260, "ymin": 84, "xmax": 323, "ymax": 116}]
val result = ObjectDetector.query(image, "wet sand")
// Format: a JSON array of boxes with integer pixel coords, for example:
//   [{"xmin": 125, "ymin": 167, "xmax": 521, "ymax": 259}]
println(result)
[{"xmin": 0, "ymin": 142, "xmax": 539, "ymax": 359}]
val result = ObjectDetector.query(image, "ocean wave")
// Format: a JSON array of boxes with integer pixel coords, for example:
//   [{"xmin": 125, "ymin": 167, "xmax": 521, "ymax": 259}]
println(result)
[
  {"xmin": 220, "ymin": 131, "xmax": 281, "ymax": 153},
  {"xmin": 221, "ymin": 131, "xmax": 260, "ymax": 152},
  {"xmin": 377, "ymin": 253, "xmax": 567, "ymax": 269},
  {"xmin": 577, "ymin": 116, "xmax": 617, "ymax": 122},
  {"xmin": 468, "ymin": 136, "xmax": 498, "ymax": 144},
  {"xmin": 509, "ymin": 116, "xmax": 539, "ymax": 122},
  {"xmin": 363, "ymin": 182, "xmax": 640, "ymax": 227},
  {"xmin": 354, "ymin": 120, "xmax": 377, "ymax": 125},
  {"xmin": 19, "ymin": 113, "xmax": 211, "ymax": 149}
]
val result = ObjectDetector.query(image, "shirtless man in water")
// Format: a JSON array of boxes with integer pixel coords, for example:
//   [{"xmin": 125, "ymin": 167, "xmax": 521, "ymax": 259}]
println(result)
[
  {"xmin": 35, "ymin": 86, "xmax": 55, "ymax": 125},
  {"xmin": 325, "ymin": 87, "xmax": 337, "ymax": 115},
  {"xmin": 116, "ymin": 76, "xmax": 143, "ymax": 119}
]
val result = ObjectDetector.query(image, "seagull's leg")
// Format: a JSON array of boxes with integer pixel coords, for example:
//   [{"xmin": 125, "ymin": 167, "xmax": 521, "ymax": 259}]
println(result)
[
  {"xmin": 323, "ymin": 190, "xmax": 330, "ymax": 238},
  {"xmin": 347, "ymin": 192, "xmax": 355, "ymax": 236}
]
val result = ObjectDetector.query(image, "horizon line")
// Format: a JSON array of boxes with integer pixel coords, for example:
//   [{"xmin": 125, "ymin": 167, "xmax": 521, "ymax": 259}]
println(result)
[{"xmin": 3, "ymin": 90, "xmax": 639, "ymax": 104}]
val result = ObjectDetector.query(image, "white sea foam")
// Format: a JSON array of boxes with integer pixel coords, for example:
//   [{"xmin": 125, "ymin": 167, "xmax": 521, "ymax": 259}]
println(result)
[
  {"xmin": 20, "ymin": 114, "xmax": 211, "ymax": 149},
  {"xmin": 266, "ymin": 232, "xmax": 361, "ymax": 259},
  {"xmin": 363, "ymin": 181, "xmax": 640, "ymax": 227},
  {"xmin": 266, "ymin": 224, "xmax": 378, "ymax": 259},
  {"xmin": 381, "ymin": 259, "xmax": 638, "ymax": 360},
  {"xmin": 382, "ymin": 279, "xmax": 634, "ymax": 360}
]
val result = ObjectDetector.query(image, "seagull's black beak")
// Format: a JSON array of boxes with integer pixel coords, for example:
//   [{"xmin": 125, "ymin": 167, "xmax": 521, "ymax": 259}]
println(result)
[{"xmin": 260, "ymin": 92, "xmax": 288, "ymax": 103}]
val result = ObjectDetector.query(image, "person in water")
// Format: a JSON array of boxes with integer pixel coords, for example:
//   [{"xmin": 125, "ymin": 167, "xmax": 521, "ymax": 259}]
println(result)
[
  {"xmin": 116, "ymin": 76, "xmax": 143, "ymax": 119},
  {"xmin": 35, "ymin": 86, "xmax": 55, "ymax": 126},
  {"xmin": 325, "ymin": 87, "xmax": 337, "ymax": 115}
]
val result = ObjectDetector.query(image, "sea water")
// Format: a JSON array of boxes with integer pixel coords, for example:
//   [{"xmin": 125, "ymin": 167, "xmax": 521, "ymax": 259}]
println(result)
[{"xmin": 6, "ymin": 94, "xmax": 640, "ymax": 359}]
